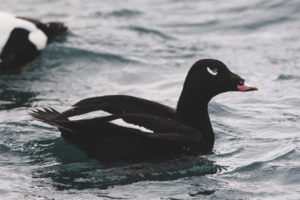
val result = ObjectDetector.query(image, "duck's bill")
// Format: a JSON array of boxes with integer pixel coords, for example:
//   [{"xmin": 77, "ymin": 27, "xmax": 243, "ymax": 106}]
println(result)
[{"xmin": 237, "ymin": 84, "xmax": 258, "ymax": 92}]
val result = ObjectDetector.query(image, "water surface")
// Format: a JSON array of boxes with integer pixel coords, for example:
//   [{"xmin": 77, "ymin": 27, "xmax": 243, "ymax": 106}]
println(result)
[{"xmin": 1, "ymin": 0, "xmax": 300, "ymax": 199}]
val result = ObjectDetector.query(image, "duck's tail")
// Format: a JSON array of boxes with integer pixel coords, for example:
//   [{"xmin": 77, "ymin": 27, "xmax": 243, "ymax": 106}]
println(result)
[{"xmin": 30, "ymin": 107, "xmax": 64, "ymax": 127}]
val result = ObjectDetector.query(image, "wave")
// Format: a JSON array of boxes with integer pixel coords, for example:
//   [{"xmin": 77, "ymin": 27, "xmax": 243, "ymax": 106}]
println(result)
[
  {"xmin": 35, "ymin": 156, "xmax": 219, "ymax": 190},
  {"xmin": 276, "ymin": 74, "xmax": 300, "ymax": 81},
  {"xmin": 0, "ymin": 88, "xmax": 36, "ymax": 110},
  {"xmin": 227, "ymin": 16, "xmax": 292, "ymax": 32},
  {"xmin": 124, "ymin": 25, "xmax": 175, "ymax": 40},
  {"xmin": 0, "ymin": 144, "xmax": 10, "ymax": 153},
  {"xmin": 209, "ymin": 102, "xmax": 237, "ymax": 117},
  {"xmin": 228, "ymin": 147, "xmax": 296, "ymax": 174},
  {"xmin": 106, "ymin": 9, "xmax": 142, "ymax": 18},
  {"xmin": 164, "ymin": 20, "xmax": 219, "ymax": 28},
  {"xmin": 25, "ymin": 136, "xmax": 221, "ymax": 190},
  {"xmin": 43, "ymin": 46, "xmax": 138, "ymax": 64}
]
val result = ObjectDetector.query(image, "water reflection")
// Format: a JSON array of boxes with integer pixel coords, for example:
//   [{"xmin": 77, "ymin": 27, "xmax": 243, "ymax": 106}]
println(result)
[
  {"xmin": 0, "ymin": 85, "xmax": 36, "ymax": 110},
  {"xmin": 28, "ymin": 137, "xmax": 222, "ymax": 190}
]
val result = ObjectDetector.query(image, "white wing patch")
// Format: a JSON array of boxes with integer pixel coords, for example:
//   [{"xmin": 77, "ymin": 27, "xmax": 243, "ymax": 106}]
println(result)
[
  {"xmin": 207, "ymin": 66, "xmax": 218, "ymax": 76},
  {"xmin": 68, "ymin": 110, "xmax": 153, "ymax": 133},
  {"xmin": 0, "ymin": 12, "xmax": 47, "ymax": 52},
  {"xmin": 69, "ymin": 110, "xmax": 108, "ymax": 121},
  {"xmin": 111, "ymin": 119, "xmax": 154, "ymax": 133},
  {"xmin": 28, "ymin": 29, "xmax": 47, "ymax": 50}
]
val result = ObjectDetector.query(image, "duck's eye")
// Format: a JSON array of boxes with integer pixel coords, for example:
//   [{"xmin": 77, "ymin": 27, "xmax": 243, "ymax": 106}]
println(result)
[{"xmin": 207, "ymin": 67, "xmax": 218, "ymax": 76}]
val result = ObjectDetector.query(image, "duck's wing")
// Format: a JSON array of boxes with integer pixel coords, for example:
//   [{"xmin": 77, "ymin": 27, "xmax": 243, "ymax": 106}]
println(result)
[
  {"xmin": 105, "ymin": 113, "xmax": 201, "ymax": 143},
  {"xmin": 55, "ymin": 95, "xmax": 176, "ymax": 120},
  {"xmin": 31, "ymin": 108, "xmax": 200, "ymax": 143}
]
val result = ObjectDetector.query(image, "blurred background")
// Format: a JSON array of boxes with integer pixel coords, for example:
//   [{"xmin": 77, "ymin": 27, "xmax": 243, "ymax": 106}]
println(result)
[{"xmin": 0, "ymin": 0, "xmax": 300, "ymax": 199}]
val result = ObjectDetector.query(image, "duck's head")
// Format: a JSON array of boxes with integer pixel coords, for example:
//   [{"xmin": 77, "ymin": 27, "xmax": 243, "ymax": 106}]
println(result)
[
  {"xmin": 182, "ymin": 59, "xmax": 258, "ymax": 102},
  {"xmin": 40, "ymin": 22, "xmax": 68, "ymax": 39}
]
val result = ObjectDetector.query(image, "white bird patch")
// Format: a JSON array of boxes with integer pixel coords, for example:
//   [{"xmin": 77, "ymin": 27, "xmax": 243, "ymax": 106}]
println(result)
[
  {"xmin": 28, "ymin": 29, "xmax": 47, "ymax": 50},
  {"xmin": 68, "ymin": 110, "xmax": 153, "ymax": 133},
  {"xmin": 111, "ymin": 119, "xmax": 154, "ymax": 133},
  {"xmin": 69, "ymin": 110, "xmax": 108, "ymax": 121},
  {"xmin": 0, "ymin": 12, "xmax": 47, "ymax": 52},
  {"xmin": 207, "ymin": 66, "xmax": 218, "ymax": 76}
]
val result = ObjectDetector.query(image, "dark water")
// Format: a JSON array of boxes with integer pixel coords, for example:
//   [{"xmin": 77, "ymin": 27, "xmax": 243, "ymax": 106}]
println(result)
[{"xmin": 1, "ymin": 0, "xmax": 300, "ymax": 199}]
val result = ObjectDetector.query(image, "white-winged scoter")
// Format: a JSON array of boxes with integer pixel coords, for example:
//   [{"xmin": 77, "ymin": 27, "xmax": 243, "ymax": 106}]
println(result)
[{"xmin": 31, "ymin": 59, "xmax": 258, "ymax": 163}]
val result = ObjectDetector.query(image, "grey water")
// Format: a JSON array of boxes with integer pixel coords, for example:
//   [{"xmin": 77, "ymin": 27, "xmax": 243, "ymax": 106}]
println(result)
[{"xmin": 1, "ymin": 0, "xmax": 300, "ymax": 199}]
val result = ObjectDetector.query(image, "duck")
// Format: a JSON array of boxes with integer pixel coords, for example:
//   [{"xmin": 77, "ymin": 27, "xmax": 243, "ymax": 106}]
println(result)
[
  {"xmin": 30, "ymin": 59, "xmax": 258, "ymax": 163},
  {"xmin": 0, "ymin": 12, "xmax": 67, "ymax": 73}
]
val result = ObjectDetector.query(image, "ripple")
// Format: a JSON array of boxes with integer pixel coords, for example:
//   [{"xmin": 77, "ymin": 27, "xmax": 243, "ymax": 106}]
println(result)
[
  {"xmin": 209, "ymin": 102, "xmax": 237, "ymax": 117},
  {"xmin": 0, "ymin": 144, "xmax": 10, "ymax": 153},
  {"xmin": 43, "ymin": 46, "xmax": 137, "ymax": 64},
  {"xmin": 223, "ymin": 0, "xmax": 289, "ymax": 13},
  {"xmin": 106, "ymin": 9, "xmax": 142, "ymax": 18},
  {"xmin": 164, "ymin": 20, "xmax": 219, "ymax": 28},
  {"xmin": 229, "ymin": 16, "xmax": 292, "ymax": 31},
  {"xmin": 216, "ymin": 147, "xmax": 244, "ymax": 158},
  {"xmin": 276, "ymin": 74, "xmax": 300, "ymax": 81},
  {"xmin": 189, "ymin": 189, "xmax": 216, "ymax": 196},
  {"xmin": 124, "ymin": 25, "xmax": 175, "ymax": 40},
  {"xmin": 274, "ymin": 166, "xmax": 300, "ymax": 185},
  {"xmin": 230, "ymin": 147, "xmax": 296, "ymax": 174},
  {"xmin": 0, "ymin": 88, "xmax": 36, "ymax": 110},
  {"xmin": 33, "ymin": 156, "xmax": 220, "ymax": 190}
]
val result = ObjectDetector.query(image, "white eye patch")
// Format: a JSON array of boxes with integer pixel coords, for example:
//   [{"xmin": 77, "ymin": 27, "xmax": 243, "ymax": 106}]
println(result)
[{"xmin": 207, "ymin": 67, "xmax": 218, "ymax": 76}]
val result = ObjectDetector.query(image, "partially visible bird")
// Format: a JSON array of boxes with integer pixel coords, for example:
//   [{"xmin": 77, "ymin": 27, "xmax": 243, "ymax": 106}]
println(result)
[{"xmin": 0, "ymin": 12, "xmax": 67, "ymax": 73}]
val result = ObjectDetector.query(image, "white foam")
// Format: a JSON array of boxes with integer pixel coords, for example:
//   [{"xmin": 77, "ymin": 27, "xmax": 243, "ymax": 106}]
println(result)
[{"xmin": 0, "ymin": 12, "xmax": 47, "ymax": 52}]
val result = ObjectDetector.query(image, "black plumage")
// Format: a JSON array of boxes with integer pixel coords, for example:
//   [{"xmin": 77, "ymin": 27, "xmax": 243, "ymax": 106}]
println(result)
[{"xmin": 31, "ymin": 59, "xmax": 257, "ymax": 163}]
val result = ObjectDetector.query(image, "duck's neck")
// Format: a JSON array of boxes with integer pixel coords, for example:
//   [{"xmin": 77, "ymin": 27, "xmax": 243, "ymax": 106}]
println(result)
[{"xmin": 175, "ymin": 89, "xmax": 214, "ymax": 151}]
